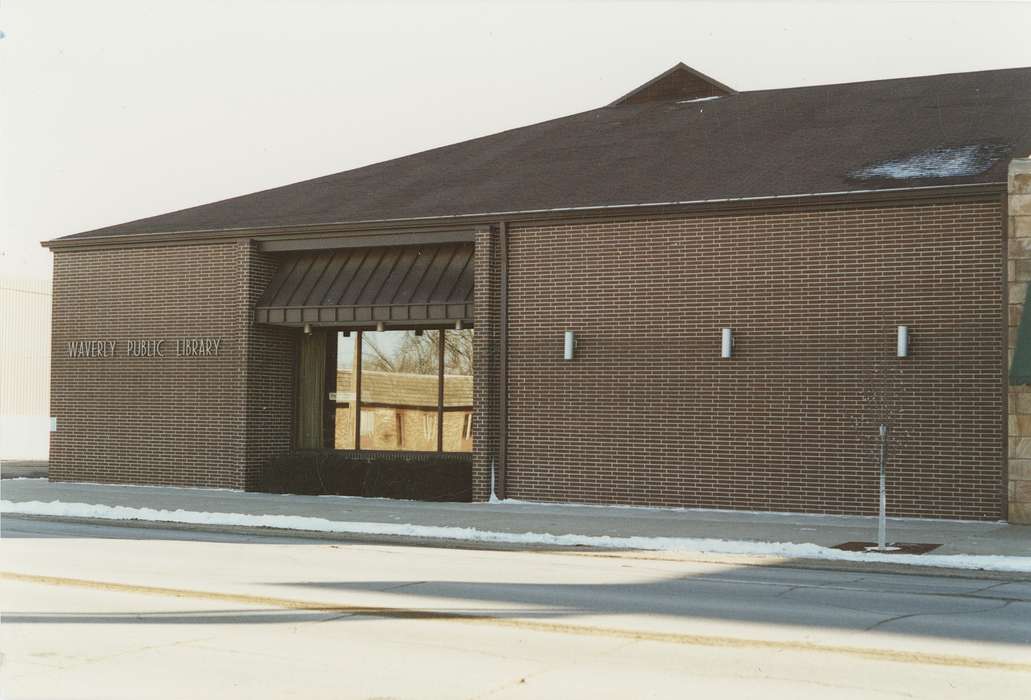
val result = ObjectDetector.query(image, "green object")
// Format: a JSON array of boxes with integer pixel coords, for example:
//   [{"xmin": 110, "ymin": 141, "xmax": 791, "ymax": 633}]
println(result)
[{"xmin": 1011, "ymin": 285, "xmax": 1031, "ymax": 384}]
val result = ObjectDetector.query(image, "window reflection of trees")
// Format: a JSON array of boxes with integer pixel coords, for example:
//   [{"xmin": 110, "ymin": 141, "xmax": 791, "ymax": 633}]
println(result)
[
  {"xmin": 333, "ymin": 329, "xmax": 473, "ymax": 453},
  {"xmin": 444, "ymin": 330, "xmax": 473, "ymax": 376},
  {"xmin": 362, "ymin": 332, "xmax": 434, "ymax": 374},
  {"xmin": 361, "ymin": 330, "xmax": 472, "ymax": 376}
]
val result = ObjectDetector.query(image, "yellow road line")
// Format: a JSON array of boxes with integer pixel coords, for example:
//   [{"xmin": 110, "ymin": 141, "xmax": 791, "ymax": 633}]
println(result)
[{"xmin": 3, "ymin": 570, "xmax": 1028, "ymax": 673}]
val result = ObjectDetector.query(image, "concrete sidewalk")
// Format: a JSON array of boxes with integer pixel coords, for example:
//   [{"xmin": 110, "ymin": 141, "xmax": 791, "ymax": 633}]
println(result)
[{"xmin": 2, "ymin": 478, "xmax": 1030, "ymax": 564}]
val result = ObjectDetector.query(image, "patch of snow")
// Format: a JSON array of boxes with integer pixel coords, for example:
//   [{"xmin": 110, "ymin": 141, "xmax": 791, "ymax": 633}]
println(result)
[
  {"xmin": 2, "ymin": 499, "xmax": 1027, "ymax": 573},
  {"xmin": 676, "ymin": 96, "xmax": 722, "ymax": 104},
  {"xmin": 488, "ymin": 458, "xmax": 500, "ymax": 503},
  {"xmin": 0, "ymin": 480, "xmax": 998, "ymax": 525},
  {"xmin": 850, "ymin": 144, "xmax": 1008, "ymax": 181}
]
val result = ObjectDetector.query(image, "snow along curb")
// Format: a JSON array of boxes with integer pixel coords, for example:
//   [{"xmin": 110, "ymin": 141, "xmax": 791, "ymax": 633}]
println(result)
[{"xmin": 3, "ymin": 499, "xmax": 1029, "ymax": 573}]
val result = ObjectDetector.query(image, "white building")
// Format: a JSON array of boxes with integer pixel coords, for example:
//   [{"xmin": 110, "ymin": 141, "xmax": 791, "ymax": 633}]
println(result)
[{"xmin": 0, "ymin": 276, "xmax": 52, "ymax": 460}]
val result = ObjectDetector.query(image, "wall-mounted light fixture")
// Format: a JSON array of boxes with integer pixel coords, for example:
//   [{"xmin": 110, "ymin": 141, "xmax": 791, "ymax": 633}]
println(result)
[
  {"xmin": 721, "ymin": 328, "xmax": 733, "ymax": 359},
  {"xmin": 563, "ymin": 330, "xmax": 576, "ymax": 361},
  {"xmin": 376, "ymin": 321, "xmax": 385, "ymax": 332},
  {"xmin": 455, "ymin": 320, "xmax": 464, "ymax": 331},
  {"xmin": 897, "ymin": 326, "xmax": 910, "ymax": 358},
  {"xmin": 303, "ymin": 323, "xmax": 312, "ymax": 335}
]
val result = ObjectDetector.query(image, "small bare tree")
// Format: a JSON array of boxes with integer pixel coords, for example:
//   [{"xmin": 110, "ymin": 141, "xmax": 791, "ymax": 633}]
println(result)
[{"xmin": 856, "ymin": 356, "xmax": 912, "ymax": 550}]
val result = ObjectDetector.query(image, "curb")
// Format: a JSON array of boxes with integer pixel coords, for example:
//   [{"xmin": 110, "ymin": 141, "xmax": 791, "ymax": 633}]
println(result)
[{"xmin": 4, "ymin": 511, "xmax": 1029, "ymax": 582}]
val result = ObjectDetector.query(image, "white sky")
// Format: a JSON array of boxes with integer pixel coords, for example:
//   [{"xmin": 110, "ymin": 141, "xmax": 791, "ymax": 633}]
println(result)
[{"xmin": 2, "ymin": 0, "xmax": 1030, "ymax": 281}]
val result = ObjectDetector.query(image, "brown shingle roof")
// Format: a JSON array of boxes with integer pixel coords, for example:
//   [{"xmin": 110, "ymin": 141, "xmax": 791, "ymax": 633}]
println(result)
[{"xmin": 58, "ymin": 65, "xmax": 1031, "ymax": 242}]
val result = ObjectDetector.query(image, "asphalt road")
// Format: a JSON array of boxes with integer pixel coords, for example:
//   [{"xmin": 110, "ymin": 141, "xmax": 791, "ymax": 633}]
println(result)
[{"xmin": 1, "ymin": 517, "xmax": 1029, "ymax": 699}]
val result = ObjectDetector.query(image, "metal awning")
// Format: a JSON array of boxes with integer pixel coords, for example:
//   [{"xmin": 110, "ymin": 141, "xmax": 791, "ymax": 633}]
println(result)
[{"xmin": 255, "ymin": 243, "xmax": 473, "ymax": 327}]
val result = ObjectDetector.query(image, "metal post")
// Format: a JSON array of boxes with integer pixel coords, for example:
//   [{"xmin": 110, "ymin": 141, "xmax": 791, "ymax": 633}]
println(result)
[{"xmin": 878, "ymin": 424, "xmax": 888, "ymax": 550}]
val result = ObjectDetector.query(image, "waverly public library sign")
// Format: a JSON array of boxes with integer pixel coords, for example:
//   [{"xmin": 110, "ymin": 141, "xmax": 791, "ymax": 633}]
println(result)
[{"xmin": 67, "ymin": 337, "xmax": 223, "ymax": 358}]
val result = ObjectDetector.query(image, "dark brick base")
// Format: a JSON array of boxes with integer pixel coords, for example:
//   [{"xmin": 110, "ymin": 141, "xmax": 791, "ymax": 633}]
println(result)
[{"xmin": 254, "ymin": 450, "xmax": 472, "ymax": 502}]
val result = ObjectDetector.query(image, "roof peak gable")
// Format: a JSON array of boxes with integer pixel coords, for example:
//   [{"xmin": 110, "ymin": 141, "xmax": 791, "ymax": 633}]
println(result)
[{"xmin": 609, "ymin": 62, "xmax": 736, "ymax": 106}]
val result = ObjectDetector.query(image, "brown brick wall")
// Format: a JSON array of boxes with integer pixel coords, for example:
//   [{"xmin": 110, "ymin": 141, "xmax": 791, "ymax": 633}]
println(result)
[
  {"xmin": 480, "ymin": 200, "xmax": 1005, "ymax": 519},
  {"xmin": 49, "ymin": 198, "xmax": 1006, "ymax": 518},
  {"xmin": 50, "ymin": 242, "xmax": 294, "ymax": 489}
]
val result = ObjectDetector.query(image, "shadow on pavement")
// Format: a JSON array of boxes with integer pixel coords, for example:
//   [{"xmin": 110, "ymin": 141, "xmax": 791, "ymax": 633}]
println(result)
[{"xmin": 3, "ymin": 515, "xmax": 1030, "ymax": 647}]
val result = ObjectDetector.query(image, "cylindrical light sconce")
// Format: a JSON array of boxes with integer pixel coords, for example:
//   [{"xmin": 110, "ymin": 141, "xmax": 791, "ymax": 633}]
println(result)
[
  {"xmin": 303, "ymin": 323, "xmax": 312, "ymax": 335},
  {"xmin": 376, "ymin": 321, "xmax": 385, "ymax": 332},
  {"xmin": 563, "ymin": 330, "xmax": 576, "ymax": 361},
  {"xmin": 897, "ymin": 326, "xmax": 910, "ymax": 358},
  {"xmin": 721, "ymin": 328, "xmax": 733, "ymax": 359}
]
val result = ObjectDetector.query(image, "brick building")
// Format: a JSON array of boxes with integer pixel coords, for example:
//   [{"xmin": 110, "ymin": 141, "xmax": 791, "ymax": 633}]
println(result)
[{"xmin": 43, "ymin": 64, "xmax": 1031, "ymax": 521}]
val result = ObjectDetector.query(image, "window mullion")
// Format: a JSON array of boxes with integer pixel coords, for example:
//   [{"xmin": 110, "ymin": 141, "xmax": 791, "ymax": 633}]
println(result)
[
  {"xmin": 354, "ymin": 330, "xmax": 363, "ymax": 451},
  {"xmin": 437, "ymin": 329, "xmax": 445, "ymax": 452}
]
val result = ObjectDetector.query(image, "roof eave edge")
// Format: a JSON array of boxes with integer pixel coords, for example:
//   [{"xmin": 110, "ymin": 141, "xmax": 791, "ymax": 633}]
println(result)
[{"xmin": 41, "ymin": 182, "xmax": 1007, "ymax": 251}]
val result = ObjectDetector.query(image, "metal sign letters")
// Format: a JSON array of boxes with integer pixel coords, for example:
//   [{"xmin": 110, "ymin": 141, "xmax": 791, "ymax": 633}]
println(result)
[{"xmin": 66, "ymin": 337, "xmax": 223, "ymax": 358}]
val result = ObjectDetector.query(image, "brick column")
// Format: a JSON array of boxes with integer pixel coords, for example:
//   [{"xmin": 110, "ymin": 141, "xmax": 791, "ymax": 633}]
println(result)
[
  {"xmin": 1008, "ymin": 158, "xmax": 1031, "ymax": 523},
  {"xmin": 472, "ymin": 226, "xmax": 499, "ymax": 501},
  {"xmin": 241, "ymin": 242, "xmax": 296, "ymax": 490}
]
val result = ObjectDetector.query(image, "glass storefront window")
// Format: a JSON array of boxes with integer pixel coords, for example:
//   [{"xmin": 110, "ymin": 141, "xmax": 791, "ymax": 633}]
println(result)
[
  {"xmin": 360, "ymin": 330, "xmax": 440, "ymax": 451},
  {"xmin": 443, "ymin": 329, "xmax": 473, "ymax": 452},
  {"xmin": 334, "ymin": 332, "xmax": 358, "ymax": 449},
  {"xmin": 328, "ymin": 328, "xmax": 470, "ymax": 452}
]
